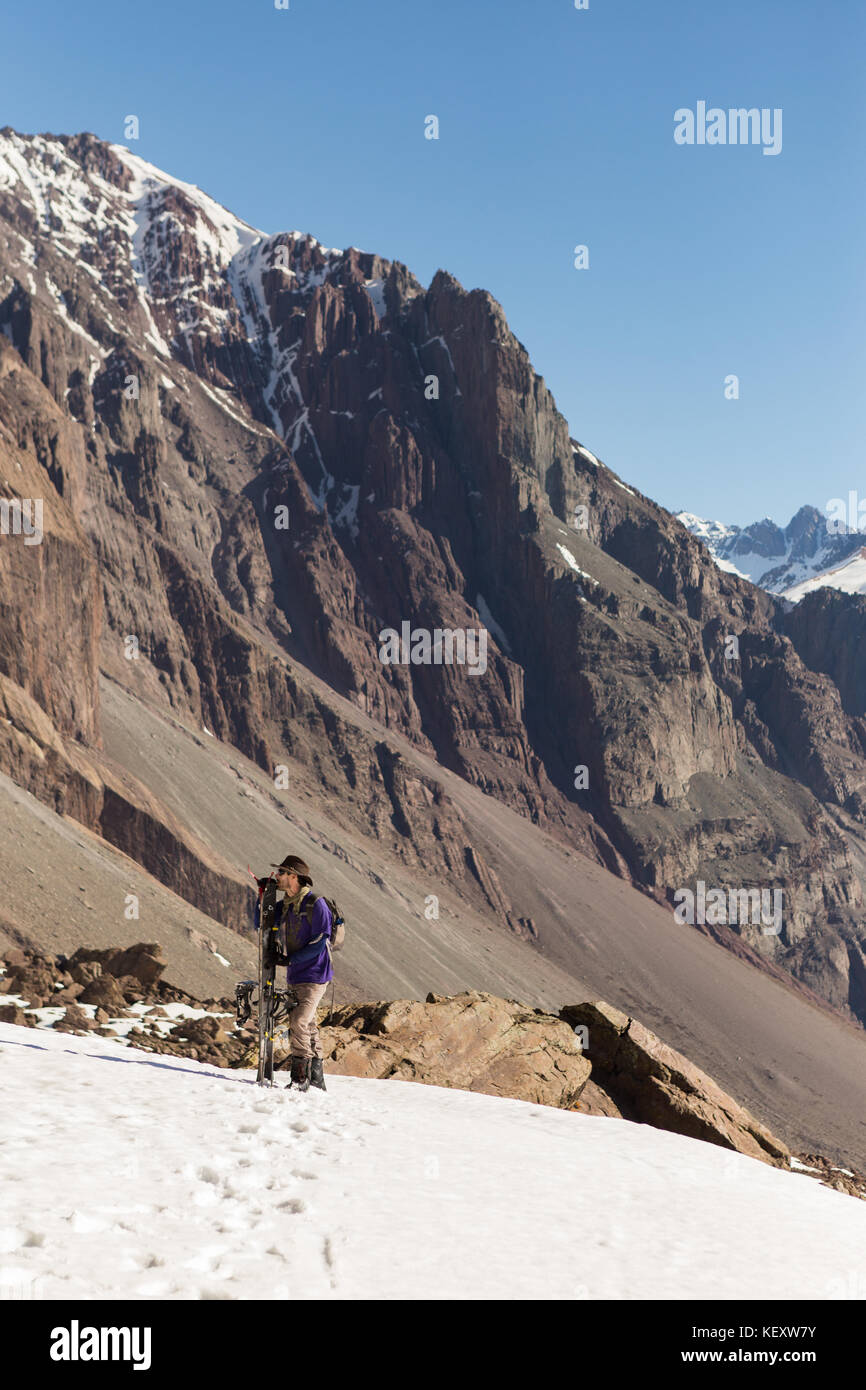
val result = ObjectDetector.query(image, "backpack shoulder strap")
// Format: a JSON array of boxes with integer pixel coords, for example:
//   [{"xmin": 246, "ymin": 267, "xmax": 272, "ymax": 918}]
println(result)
[{"xmin": 300, "ymin": 892, "xmax": 320, "ymax": 924}]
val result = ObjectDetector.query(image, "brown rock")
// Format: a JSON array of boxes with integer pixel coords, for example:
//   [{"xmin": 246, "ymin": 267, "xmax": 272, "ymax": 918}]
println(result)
[
  {"xmin": 54, "ymin": 1002, "xmax": 96, "ymax": 1033},
  {"xmin": 316, "ymin": 991, "xmax": 590, "ymax": 1109},
  {"xmin": 5, "ymin": 965, "xmax": 56, "ymax": 1008},
  {"xmin": 52, "ymin": 984, "xmax": 85, "ymax": 1004},
  {"xmin": 573, "ymin": 1078, "xmax": 627, "ymax": 1119},
  {"xmin": 116, "ymin": 974, "xmax": 147, "ymax": 1004},
  {"xmin": 106, "ymin": 944, "xmax": 166, "ymax": 989},
  {"xmin": 70, "ymin": 960, "xmax": 103, "ymax": 986},
  {"xmin": 792, "ymin": 1153, "xmax": 866, "ymax": 1201},
  {"xmin": 0, "ymin": 1004, "xmax": 38, "ymax": 1027},
  {"xmin": 560, "ymin": 1001, "xmax": 789, "ymax": 1167},
  {"xmin": 173, "ymin": 1015, "xmax": 229, "ymax": 1047},
  {"xmin": 77, "ymin": 974, "xmax": 128, "ymax": 1012}
]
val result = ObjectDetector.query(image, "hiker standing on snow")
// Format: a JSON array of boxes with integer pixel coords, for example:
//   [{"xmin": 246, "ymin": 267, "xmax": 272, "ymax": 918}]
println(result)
[{"xmin": 259, "ymin": 855, "xmax": 333, "ymax": 1091}]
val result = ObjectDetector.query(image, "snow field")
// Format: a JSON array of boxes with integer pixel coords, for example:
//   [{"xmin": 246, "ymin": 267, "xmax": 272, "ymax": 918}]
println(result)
[{"xmin": 2, "ymin": 1024, "xmax": 866, "ymax": 1301}]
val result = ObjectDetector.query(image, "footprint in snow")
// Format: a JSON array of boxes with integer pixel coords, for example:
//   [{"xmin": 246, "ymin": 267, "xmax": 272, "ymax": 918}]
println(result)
[{"xmin": 68, "ymin": 1211, "xmax": 109, "ymax": 1234}]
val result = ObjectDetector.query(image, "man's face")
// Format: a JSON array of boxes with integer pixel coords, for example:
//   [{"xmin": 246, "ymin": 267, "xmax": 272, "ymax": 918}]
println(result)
[{"xmin": 276, "ymin": 868, "xmax": 300, "ymax": 894}]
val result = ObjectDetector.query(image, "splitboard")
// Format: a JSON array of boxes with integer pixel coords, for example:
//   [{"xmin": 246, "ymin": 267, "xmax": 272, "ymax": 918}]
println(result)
[
  {"xmin": 257, "ymin": 876, "xmax": 280, "ymax": 1085},
  {"xmin": 235, "ymin": 875, "xmax": 285, "ymax": 1086}
]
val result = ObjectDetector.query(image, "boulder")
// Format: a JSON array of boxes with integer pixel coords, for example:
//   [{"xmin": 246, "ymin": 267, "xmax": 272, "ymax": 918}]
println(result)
[
  {"xmin": 0, "ymin": 1004, "xmax": 37, "ymax": 1027},
  {"xmin": 67, "ymin": 944, "xmax": 165, "ymax": 989},
  {"xmin": 4, "ymin": 964, "xmax": 56, "ymax": 1008},
  {"xmin": 116, "ymin": 974, "xmax": 148, "ymax": 1004},
  {"xmin": 107, "ymin": 944, "xmax": 166, "ymax": 989},
  {"xmin": 52, "ymin": 984, "xmax": 85, "ymax": 1004},
  {"xmin": 54, "ymin": 1002, "xmax": 95, "ymax": 1033},
  {"xmin": 315, "ymin": 991, "xmax": 591, "ymax": 1109},
  {"xmin": 69, "ymin": 960, "xmax": 103, "ymax": 986},
  {"xmin": 560, "ymin": 1001, "xmax": 789, "ymax": 1167},
  {"xmin": 77, "ymin": 974, "xmax": 128, "ymax": 1013},
  {"xmin": 173, "ymin": 1016, "xmax": 229, "ymax": 1047}
]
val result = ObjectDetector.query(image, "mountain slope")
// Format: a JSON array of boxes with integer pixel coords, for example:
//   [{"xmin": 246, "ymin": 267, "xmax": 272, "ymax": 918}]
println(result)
[
  {"xmin": 2, "ymin": 128, "xmax": 866, "ymax": 1029},
  {"xmin": 10, "ymin": 666, "xmax": 866, "ymax": 1173}
]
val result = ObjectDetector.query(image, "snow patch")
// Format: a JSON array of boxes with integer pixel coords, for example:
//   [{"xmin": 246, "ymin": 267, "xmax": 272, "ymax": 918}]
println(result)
[
  {"xmin": 572, "ymin": 443, "xmax": 600, "ymax": 468},
  {"xmin": 556, "ymin": 544, "xmax": 597, "ymax": 585},
  {"xmin": 364, "ymin": 278, "xmax": 387, "ymax": 320},
  {"xmin": 783, "ymin": 548, "xmax": 866, "ymax": 603}
]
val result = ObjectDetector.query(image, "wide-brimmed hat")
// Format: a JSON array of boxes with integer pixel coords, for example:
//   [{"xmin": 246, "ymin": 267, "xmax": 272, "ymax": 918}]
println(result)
[{"xmin": 270, "ymin": 855, "xmax": 313, "ymax": 886}]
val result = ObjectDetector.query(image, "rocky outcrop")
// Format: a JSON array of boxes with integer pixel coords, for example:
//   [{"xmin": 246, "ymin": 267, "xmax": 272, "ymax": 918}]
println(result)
[
  {"xmin": 561, "ymin": 1001, "xmax": 790, "ymax": 1167},
  {"xmin": 783, "ymin": 587, "xmax": 866, "ymax": 722},
  {"xmin": 315, "ymin": 991, "xmax": 591, "ymax": 1108}
]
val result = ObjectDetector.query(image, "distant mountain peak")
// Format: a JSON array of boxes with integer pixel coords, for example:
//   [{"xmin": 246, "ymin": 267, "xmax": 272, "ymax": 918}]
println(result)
[{"xmin": 678, "ymin": 506, "xmax": 864, "ymax": 597}]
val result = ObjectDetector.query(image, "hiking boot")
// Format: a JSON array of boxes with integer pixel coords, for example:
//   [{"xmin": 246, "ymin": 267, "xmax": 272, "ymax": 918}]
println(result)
[
  {"xmin": 309, "ymin": 1057, "xmax": 326, "ymax": 1091},
  {"xmin": 288, "ymin": 1055, "xmax": 311, "ymax": 1091}
]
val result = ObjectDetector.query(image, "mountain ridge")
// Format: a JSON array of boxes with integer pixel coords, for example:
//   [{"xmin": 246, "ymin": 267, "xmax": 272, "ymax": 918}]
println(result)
[
  {"xmin": 678, "ymin": 504, "xmax": 864, "ymax": 595},
  {"xmin": 2, "ymin": 127, "xmax": 866, "ymax": 1033}
]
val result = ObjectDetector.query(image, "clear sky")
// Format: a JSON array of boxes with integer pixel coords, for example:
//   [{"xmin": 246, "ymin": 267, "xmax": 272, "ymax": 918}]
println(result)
[{"xmin": 3, "ymin": 0, "xmax": 864, "ymax": 526}]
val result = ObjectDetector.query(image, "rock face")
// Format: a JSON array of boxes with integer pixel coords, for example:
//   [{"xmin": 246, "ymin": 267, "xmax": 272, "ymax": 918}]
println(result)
[
  {"xmin": 561, "ymin": 1001, "xmax": 790, "ymax": 1168},
  {"xmin": 315, "ymin": 991, "xmax": 592, "ymax": 1109},
  {"xmin": 783, "ymin": 587, "xmax": 866, "ymax": 721},
  {"xmin": 1, "ymin": 128, "xmax": 866, "ymax": 1022}
]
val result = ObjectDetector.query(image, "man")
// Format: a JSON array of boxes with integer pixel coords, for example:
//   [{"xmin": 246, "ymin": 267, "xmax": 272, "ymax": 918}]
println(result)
[{"xmin": 258, "ymin": 854, "xmax": 333, "ymax": 1091}]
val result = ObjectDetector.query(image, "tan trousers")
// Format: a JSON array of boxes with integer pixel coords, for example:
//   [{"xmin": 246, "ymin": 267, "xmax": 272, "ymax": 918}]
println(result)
[{"xmin": 290, "ymin": 981, "xmax": 328, "ymax": 1060}]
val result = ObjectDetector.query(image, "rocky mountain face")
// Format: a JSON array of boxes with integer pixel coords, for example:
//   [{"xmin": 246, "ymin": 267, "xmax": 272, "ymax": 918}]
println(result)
[
  {"xmin": 678, "ymin": 505, "xmax": 862, "ymax": 592},
  {"xmin": 2, "ymin": 128, "xmax": 866, "ymax": 1026}
]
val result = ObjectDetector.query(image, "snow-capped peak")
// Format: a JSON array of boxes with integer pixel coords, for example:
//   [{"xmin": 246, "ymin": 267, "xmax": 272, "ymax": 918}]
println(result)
[
  {"xmin": 679, "ymin": 506, "xmax": 864, "ymax": 598},
  {"xmin": 111, "ymin": 145, "xmax": 264, "ymax": 264}
]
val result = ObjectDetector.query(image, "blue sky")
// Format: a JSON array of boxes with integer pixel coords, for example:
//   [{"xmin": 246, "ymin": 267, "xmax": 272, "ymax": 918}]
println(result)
[{"xmin": 4, "ymin": 0, "xmax": 864, "ymax": 525}]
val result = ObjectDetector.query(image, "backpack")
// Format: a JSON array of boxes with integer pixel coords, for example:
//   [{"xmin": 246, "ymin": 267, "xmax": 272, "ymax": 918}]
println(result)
[{"xmin": 298, "ymin": 893, "xmax": 346, "ymax": 953}]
